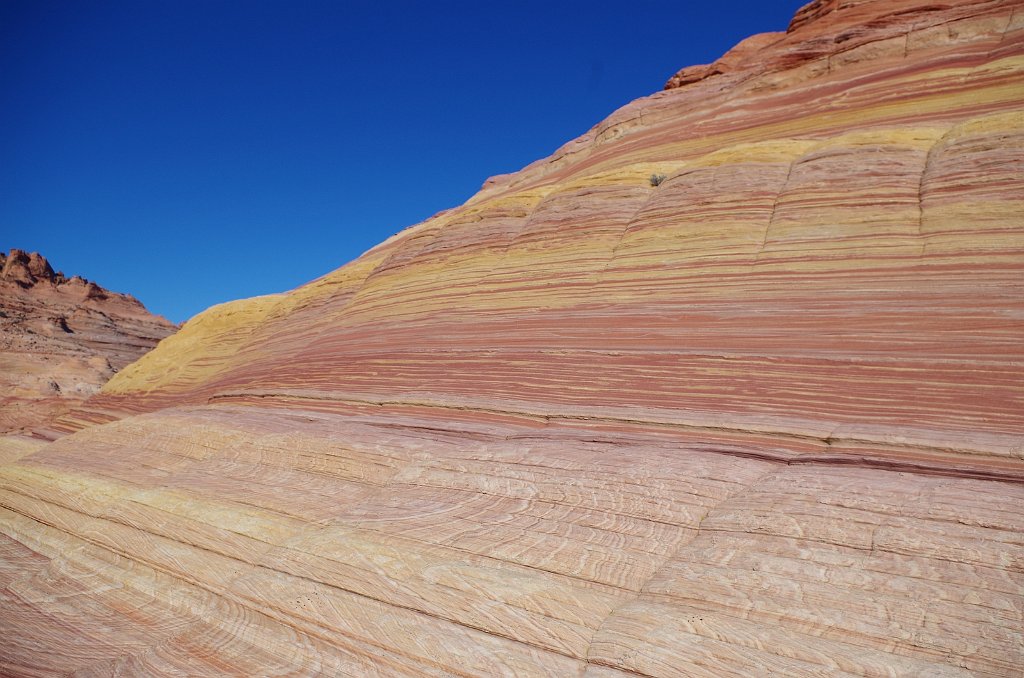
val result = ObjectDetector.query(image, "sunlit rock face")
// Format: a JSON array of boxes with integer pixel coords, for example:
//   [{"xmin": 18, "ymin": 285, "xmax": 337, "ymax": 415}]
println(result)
[
  {"xmin": 3, "ymin": 0, "xmax": 1024, "ymax": 675},
  {"xmin": 0, "ymin": 249, "xmax": 176, "ymax": 436}
]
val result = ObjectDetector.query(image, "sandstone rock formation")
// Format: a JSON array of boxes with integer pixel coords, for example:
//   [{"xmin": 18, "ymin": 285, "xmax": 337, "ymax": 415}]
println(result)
[
  {"xmin": 2, "ymin": 0, "xmax": 1023, "ymax": 675},
  {"xmin": 0, "ymin": 249, "xmax": 176, "ymax": 435}
]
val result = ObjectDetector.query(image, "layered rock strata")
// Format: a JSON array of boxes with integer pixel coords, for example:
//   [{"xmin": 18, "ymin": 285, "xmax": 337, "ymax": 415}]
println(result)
[
  {"xmin": 2, "ymin": 0, "xmax": 1023, "ymax": 675},
  {"xmin": 0, "ymin": 249, "xmax": 176, "ymax": 434}
]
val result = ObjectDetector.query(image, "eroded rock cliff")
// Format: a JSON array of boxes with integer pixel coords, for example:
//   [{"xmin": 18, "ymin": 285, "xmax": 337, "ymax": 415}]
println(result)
[
  {"xmin": 1, "ymin": 0, "xmax": 1022, "ymax": 675},
  {"xmin": 0, "ymin": 249, "xmax": 176, "ymax": 435}
]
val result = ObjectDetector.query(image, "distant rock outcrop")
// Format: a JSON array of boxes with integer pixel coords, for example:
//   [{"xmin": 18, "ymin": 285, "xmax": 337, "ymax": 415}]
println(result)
[
  {"xmin": 2, "ymin": 0, "xmax": 1023, "ymax": 675},
  {"xmin": 0, "ymin": 249, "xmax": 176, "ymax": 434}
]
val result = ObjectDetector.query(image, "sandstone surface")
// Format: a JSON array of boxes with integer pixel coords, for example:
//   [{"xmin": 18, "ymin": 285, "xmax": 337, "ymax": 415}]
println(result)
[
  {"xmin": 0, "ymin": 249, "xmax": 176, "ymax": 435},
  {"xmin": 2, "ymin": 0, "xmax": 1024, "ymax": 675}
]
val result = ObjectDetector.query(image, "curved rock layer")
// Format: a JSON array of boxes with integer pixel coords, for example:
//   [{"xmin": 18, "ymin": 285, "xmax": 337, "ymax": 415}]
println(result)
[
  {"xmin": 0, "ymin": 249, "xmax": 176, "ymax": 435},
  {"xmin": 3, "ymin": 1, "xmax": 1024, "ymax": 675}
]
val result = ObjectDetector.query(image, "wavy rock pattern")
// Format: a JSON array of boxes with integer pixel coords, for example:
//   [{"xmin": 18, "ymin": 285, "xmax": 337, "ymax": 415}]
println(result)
[{"xmin": 3, "ymin": 0, "xmax": 1024, "ymax": 675}]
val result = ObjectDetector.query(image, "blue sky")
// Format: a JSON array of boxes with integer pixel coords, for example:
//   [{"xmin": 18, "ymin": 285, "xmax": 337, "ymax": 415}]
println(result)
[{"xmin": 1, "ymin": 1, "xmax": 804, "ymax": 324}]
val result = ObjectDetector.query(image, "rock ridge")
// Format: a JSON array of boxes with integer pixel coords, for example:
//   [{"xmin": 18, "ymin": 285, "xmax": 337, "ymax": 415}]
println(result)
[{"xmin": 0, "ymin": 249, "xmax": 176, "ymax": 435}]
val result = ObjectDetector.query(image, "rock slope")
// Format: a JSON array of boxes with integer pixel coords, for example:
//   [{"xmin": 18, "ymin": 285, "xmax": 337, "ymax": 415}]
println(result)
[
  {"xmin": 2, "ymin": 0, "xmax": 1023, "ymax": 675},
  {"xmin": 0, "ymin": 249, "xmax": 176, "ymax": 435}
]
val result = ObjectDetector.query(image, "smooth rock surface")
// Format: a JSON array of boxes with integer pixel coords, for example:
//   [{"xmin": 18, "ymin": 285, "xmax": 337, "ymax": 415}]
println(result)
[
  {"xmin": 0, "ymin": 250, "xmax": 176, "ymax": 435},
  {"xmin": 2, "ymin": 0, "xmax": 1023, "ymax": 675}
]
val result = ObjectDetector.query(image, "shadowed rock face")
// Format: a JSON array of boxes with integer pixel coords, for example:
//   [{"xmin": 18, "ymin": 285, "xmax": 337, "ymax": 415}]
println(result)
[
  {"xmin": 0, "ymin": 249, "xmax": 176, "ymax": 435},
  {"xmin": 2, "ymin": 1, "xmax": 1023, "ymax": 675}
]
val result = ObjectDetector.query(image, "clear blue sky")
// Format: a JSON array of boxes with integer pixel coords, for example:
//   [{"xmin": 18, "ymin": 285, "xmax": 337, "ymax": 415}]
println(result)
[{"xmin": 2, "ymin": 0, "xmax": 803, "ymax": 324}]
